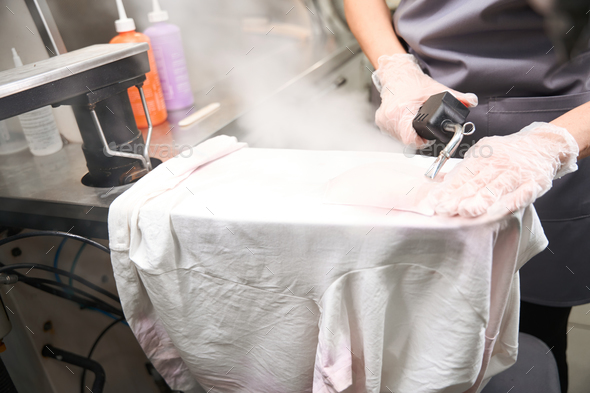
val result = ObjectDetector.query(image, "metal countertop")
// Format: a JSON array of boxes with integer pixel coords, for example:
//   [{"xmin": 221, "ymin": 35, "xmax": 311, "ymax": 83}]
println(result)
[
  {"xmin": 0, "ymin": 44, "xmax": 148, "ymax": 99},
  {"xmin": 0, "ymin": 41, "xmax": 362, "ymax": 239}
]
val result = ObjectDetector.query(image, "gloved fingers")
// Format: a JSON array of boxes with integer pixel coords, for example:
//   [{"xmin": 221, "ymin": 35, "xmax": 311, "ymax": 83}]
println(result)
[
  {"xmin": 428, "ymin": 182, "xmax": 475, "ymax": 215},
  {"xmin": 449, "ymin": 165, "xmax": 526, "ymax": 216},
  {"xmin": 431, "ymin": 121, "xmax": 578, "ymax": 217},
  {"xmin": 397, "ymin": 103, "xmax": 431, "ymax": 147},
  {"xmin": 438, "ymin": 179, "xmax": 501, "ymax": 218},
  {"xmin": 434, "ymin": 181, "xmax": 494, "ymax": 217},
  {"xmin": 474, "ymin": 167, "xmax": 522, "ymax": 198},
  {"xmin": 456, "ymin": 173, "xmax": 517, "ymax": 217},
  {"xmin": 398, "ymin": 112, "xmax": 419, "ymax": 145},
  {"xmin": 376, "ymin": 109, "xmax": 419, "ymax": 146},
  {"xmin": 433, "ymin": 160, "xmax": 488, "ymax": 196},
  {"xmin": 490, "ymin": 180, "xmax": 543, "ymax": 216},
  {"xmin": 432, "ymin": 178, "xmax": 481, "ymax": 212},
  {"xmin": 375, "ymin": 105, "xmax": 388, "ymax": 134},
  {"xmin": 432, "ymin": 196, "xmax": 460, "ymax": 216},
  {"xmin": 433, "ymin": 171, "xmax": 448, "ymax": 182},
  {"xmin": 460, "ymin": 176, "xmax": 544, "ymax": 217},
  {"xmin": 445, "ymin": 89, "xmax": 479, "ymax": 108},
  {"xmin": 429, "ymin": 178, "xmax": 481, "ymax": 216},
  {"xmin": 429, "ymin": 164, "xmax": 501, "ymax": 216},
  {"xmin": 457, "ymin": 192, "xmax": 497, "ymax": 217},
  {"xmin": 413, "ymin": 137, "xmax": 432, "ymax": 149},
  {"xmin": 375, "ymin": 105, "xmax": 401, "ymax": 140},
  {"xmin": 418, "ymin": 138, "xmax": 436, "ymax": 149}
]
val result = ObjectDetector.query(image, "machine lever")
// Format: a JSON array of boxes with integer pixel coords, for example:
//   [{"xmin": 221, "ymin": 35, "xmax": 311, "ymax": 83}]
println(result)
[{"xmin": 91, "ymin": 84, "xmax": 153, "ymax": 173}]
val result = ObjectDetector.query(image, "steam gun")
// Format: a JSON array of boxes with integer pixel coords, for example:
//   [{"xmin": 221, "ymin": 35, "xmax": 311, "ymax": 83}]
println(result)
[{"xmin": 412, "ymin": 92, "xmax": 475, "ymax": 179}]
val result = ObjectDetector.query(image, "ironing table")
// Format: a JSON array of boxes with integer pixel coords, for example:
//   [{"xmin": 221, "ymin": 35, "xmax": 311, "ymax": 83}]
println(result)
[{"xmin": 108, "ymin": 136, "xmax": 547, "ymax": 393}]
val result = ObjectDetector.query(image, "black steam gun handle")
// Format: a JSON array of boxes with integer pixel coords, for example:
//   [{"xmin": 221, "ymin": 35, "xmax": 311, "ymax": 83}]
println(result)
[{"xmin": 412, "ymin": 92, "xmax": 475, "ymax": 179}]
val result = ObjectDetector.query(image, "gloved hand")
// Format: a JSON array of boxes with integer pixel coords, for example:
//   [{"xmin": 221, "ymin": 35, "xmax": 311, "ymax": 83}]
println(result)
[
  {"xmin": 374, "ymin": 54, "xmax": 478, "ymax": 148},
  {"xmin": 428, "ymin": 122, "xmax": 579, "ymax": 217}
]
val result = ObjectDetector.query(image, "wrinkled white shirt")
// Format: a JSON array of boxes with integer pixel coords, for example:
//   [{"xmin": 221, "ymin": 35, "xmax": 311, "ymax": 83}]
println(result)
[{"xmin": 109, "ymin": 136, "xmax": 546, "ymax": 393}]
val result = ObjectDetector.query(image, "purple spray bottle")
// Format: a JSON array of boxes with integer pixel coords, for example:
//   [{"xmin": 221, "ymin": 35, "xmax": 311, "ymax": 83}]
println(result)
[{"xmin": 144, "ymin": 0, "xmax": 195, "ymax": 111}]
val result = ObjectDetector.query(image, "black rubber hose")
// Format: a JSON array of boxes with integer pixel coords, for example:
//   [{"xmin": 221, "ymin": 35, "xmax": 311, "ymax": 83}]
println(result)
[
  {"xmin": 16, "ymin": 275, "xmax": 121, "ymax": 312},
  {"xmin": 0, "ymin": 264, "xmax": 120, "ymax": 303},
  {"xmin": 80, "ymin": 317, "xmax": 125, "ymax": 393},
  {"xmin": 17, "ymin": 277, "xmax": 124, "ymax": 317},
  {"xmin": 43, "ymin": 345, "xmax": 105, "ymax": 393},
  {"xmin": 0, "ymin": 357, "xmax": 18, "ymax": 392},
  {"xmin": 0, "ymin": 231, "xmax": 109, "ymax": 254}
]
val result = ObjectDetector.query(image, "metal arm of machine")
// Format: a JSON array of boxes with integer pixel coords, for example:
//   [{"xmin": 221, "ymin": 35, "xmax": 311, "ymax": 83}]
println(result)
[
  {"xmin": 89, "ymin": 84, "xmax": 153, "ymax": 173},
  {"xmin": 138, "ymin": 86, "xmax": 153, "ymax": 171}
]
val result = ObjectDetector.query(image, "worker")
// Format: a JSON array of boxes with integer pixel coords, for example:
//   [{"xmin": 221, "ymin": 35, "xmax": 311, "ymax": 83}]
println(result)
[{"xmin": 344, "ymin": 1, "xmax": 590, "ymax": 391}]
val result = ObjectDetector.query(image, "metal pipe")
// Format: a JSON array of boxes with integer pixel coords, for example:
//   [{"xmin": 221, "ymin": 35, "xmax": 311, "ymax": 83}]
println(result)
[
  {"xmin": 441, "ymin": 121, "xmax": 465, "ymax": 158},
  {"xmin": 425, "ymin": 121, "xmax": 475, "ymax": 179},
  {"xmin": 136, "ymin": 85, "xmax": 153, "ymax": 171},
  {"xmin": 23, "ymin": 0, "xmax": 67, "ymax": 57},
  {"xmin": 89, "ymin": 109, "xmax": 151, "ymax": 172}
]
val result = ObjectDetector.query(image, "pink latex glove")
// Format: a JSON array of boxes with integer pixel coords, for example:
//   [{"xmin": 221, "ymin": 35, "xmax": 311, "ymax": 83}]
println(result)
[
  {"xmin": 374, "ymin": 54, "xmax": 478, "ymax": 148},
  {"xmin": 428, "ymin": 122, "xmax": 579, "ymax": 217}
]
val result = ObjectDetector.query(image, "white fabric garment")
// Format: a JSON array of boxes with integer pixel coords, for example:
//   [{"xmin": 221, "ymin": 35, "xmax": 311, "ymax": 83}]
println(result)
[
  {"xmin": 108, "ymin": 136, "xmax": 547, "ymax": 393},
  {"xmin": 324, "ymin": 161, "xmax": 439, "ymax": 216}
]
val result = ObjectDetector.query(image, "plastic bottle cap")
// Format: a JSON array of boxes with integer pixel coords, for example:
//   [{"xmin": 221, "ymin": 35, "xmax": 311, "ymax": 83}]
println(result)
[
  {"xmin": 115, "ymin": 18, "xmax": 136, "ymax": 32},
  {"xmin": 148, "ymin": 0, "xmax": 169, "ymax": 23},
  {"xmin": 115, "ymin": 0, "xmax": 136, "ymax": 32}
]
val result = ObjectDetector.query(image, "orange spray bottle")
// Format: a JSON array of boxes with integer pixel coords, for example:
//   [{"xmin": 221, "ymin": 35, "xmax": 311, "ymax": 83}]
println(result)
[{"xmin": 110, "ymin": 0, "xmax": 167, "ymax": 128}]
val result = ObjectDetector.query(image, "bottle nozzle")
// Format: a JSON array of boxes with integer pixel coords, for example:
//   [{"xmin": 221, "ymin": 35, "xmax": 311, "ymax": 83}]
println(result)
[
  {"xmin": 148, "ymin": 0, "xmax": 169, "ymax": 23},
  {"xmin": 116, "ymin": 0, "xmax": 127, "ymax": 19},
  {"xmin": 114, "ymin": 0, "xmax": 136, "ymax": 33}
]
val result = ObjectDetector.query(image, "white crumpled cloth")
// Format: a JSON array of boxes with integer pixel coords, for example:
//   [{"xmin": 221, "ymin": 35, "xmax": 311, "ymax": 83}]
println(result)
[{"xmin": 108, "ymin": 136, "xmax": 547, "ymax": 393}]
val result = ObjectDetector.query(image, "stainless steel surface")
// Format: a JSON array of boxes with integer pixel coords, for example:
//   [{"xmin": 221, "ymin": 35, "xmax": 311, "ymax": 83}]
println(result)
[
  {"xmin": 0, "ymin": 39, "xmax": 363, "ymax": 237},
  {"xmin": 23, "ymin": 0, "xmax": 67, "ymax": 56},
  {"xmin": 0, "ymin": 43, "xmax": 148, "ymax": 99},
  {"xmin": 0, "ymin": 142, "xmax": 129, "ymax": 238},
  {"xmin": 0, "ymin": 0, "xmax": 369, "ymax": 237}
]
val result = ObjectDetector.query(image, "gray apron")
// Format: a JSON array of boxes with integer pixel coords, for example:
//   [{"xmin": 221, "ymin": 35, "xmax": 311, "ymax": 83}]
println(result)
[{"xmin": 394, "ymin": 0, "xmax": 590, "ymax": 306}]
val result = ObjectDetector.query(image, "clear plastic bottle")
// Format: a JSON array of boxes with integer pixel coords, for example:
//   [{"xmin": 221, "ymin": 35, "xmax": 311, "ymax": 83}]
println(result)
[
  {"xmin": 12, "ymin": 48, "xmax": 63, "ymax": 156},
  {"xmin": 144, "ymin": 0, "xmax": 194, "ymax": 111},
  {"xmin": 110, "ymin": 0, "xmax": 167, "ymax": 128},
  {"xmin": 0, "ymin": 118, "xmax": 28, "ymax": 156}
]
